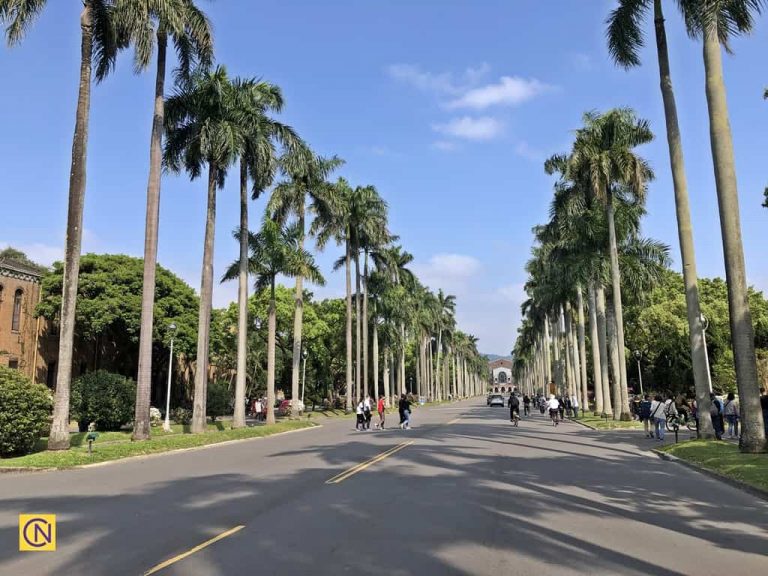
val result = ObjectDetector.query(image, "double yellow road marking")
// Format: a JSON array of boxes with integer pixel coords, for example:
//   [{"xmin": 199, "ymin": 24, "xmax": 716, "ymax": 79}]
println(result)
[
  {"xmin": 144, "ymin": 525, "xmax": 245, "ymax": 575},
  {"xmin": 325, "ymin": 441, "xmax": 414, "ymax": 484}
]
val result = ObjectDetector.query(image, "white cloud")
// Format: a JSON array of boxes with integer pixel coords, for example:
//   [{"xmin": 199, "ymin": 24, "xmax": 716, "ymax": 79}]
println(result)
[
  {"xmin": 445, "ymin": 76, "xmax": 551, "ymax": 110},
  {"xmin": 432, "ymin": 116, "xmax": 504, "ymax": 141},
  {"xmin": 496, "ymin": 283, "xmax": 526, "ymax": 304},
  {"xmin": 412, "ymin": 253, "xmax": 482, "ymax": 297},
  {"xmin": 432, "ymin": 140, "xmax": 458, "ymax": 152},
  {"xmin": 0, "ymin": 240, "xmax": 63, "ymax": 266},
  {"xmin": 569, "ymin": 52, "xmax": 594, "ymax": 70},
  {"xmin": 385, "ymin": 63, "xmax": 490, "ymax": 95},
  {"xmin": 514, "ymin": 141, "xmax": 545, "ymax": 163}
]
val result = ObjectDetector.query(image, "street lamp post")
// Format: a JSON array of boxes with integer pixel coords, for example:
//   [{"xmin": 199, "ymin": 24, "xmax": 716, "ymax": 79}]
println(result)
[
  {"xmin": 301, "ymin": 347, "xmax": 308, "ymax": 407},
  {"xmin": 699, "ymin": 313, "xmax": 713, "ymax": 393},
  {"xmin": 633, "ymin": 350, "xmax": 644, "ymax": 396},
  {"xmin": 163, "ymin": 323, "xmax": 177, "ymax": 432}
]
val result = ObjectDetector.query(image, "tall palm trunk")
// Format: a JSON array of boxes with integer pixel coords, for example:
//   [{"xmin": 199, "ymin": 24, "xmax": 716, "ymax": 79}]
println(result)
[
  {"xmin": 399, "ymin": 323, "xmax": 406, "ymax": 394},
  {"xmin": 702, "ymin": 20, "xmax": 765, "ymax": 453},
  {"xmin": 543, "ymin": 315, "xmax": 552, "ymax": 384},
  {"xmin": 48, "ymin": 4, "xmax": 94, "ymax": 451},
  {"xmin": 428, "ymin": 341, "xmax": 434, "ymax": 400},
  {"xmin": 383, "ymin": 346, "xmax": 390, "ymax": 407},
  {"xmin": 290, "ymin": 204, "xmax": 305, "ymax": 415},
  {"xmin": 354, "ymin": 248, "xmax": 362, "ymax": 401},
  {"xmin": 563, "ymin": 306, "xmax": 574, "ymax": 398},
  {"xmin": 415, "ymin": 341, "xmax": 422, "ymax": 397},
  {"xmin": 596, "ymin": 284, "xmax": 613, "ymax": 416},
  {"xmin": 588, "ymin": 283, "xmax": 604, "ymax": 414},
  {"xmin": 232, "ymin": 157, "xmax": 249, "ymax": 429},
  {"xmin": 362, "ymin": 252, "xmax": 369, "ymax": 397},
  {"xmin": 266, "ymin": 281, "xmax": 277, "ymax": 425},
  {"xmin": 607, "ymin": 301, "xmax": 622, "ymax": 420},
  {"xmin": 577, "ymin": 286, "xmax": 589, "ymax": 412},
  {"xmin": 606, "ymin": 195, "xmax": 630, "ymax": 419},
  {"xmin": 372, "ymin": 314, "xmax": 379, "ymax": 398},
  {"xmin": 191, "ymin": 164, "xmax": 219, "ymax": 434},
  {"xmin": 653, "ymin": 0, "xmax": 713, "ymax": 438},
  {"xmin": 551, "ymin": 316, "xmax": 561, "ymax": 395},
  {"xmin": 345, "ymin": 239, "xmax": 353, "ymax": 412},
  {"xmin": 132, "ymin": 30, "xmax": 168, "ymax": 441},
  {"xmin": 436, "ymin": 329, "xmax": 443, "ymax": 399}
]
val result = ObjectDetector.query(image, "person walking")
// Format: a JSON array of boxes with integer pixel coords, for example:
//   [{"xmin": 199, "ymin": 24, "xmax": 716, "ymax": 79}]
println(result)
[
  {"xmin": 523, "ymin": 394, "xmax": 531, "ymax": 417},
  {"xmin": 571, "ymin": 393, "xmax": 580, "ymax": 418},
  {"xmin": 399, "ymin": 394, "xmax": 411, "ymax": 429},
  {"xmin": 760, "ymin": 388, "xmax": 768, "ymax": 438},
  {"xmin": 363, "ymin": 395, "xmax": 373, "ymax": 430},
  {"xmin": 710, "ymin": 392, "xmax": 724, "ymax": 440},
  {"xmin": 376, "ymin": 395, "xmax": 386, "ymax": 430},
  {"xmin": 639, "ymin": 394, "xmax": 653, "ymax": 438},
  {"xmin": 356, "ymin": 399, "xmax": 366, "ymax": 431},
  {"xmin": 558, "ymin": 396, "xmax": 565, "ymax": 422},
  {"xmin": 649, "ymin": 394, "xmax": 665, "ymax": 441},
  {"xmin": 255, "ymin": 397, "xmax": 264, "ymax": 423},
  {"xmin": 723, "ymin": 392, "xmax": 740, "ymax": 439}
]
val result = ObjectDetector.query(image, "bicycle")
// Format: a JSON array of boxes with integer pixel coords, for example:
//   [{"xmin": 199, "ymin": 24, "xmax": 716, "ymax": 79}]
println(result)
[
  {"xmin": 666, "ymin": 412, "xmax": 697, "ymax": 432},
  {"xmin": 510, "ymin": 411, "xmax": 520, "ymax": 427}
]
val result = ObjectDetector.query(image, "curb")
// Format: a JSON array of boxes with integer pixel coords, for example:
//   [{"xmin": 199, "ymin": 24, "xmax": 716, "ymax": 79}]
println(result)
[
  {"xmin": 0, "ymin": 423, "xmax": 320, "ymax": 475},
  {"xmin": 570, "ymin": 418, "xmax": 598, "ymax": 431},
  {"xmin": 653, "ymin": 448, "xmax": 768, "ymax": 502}
]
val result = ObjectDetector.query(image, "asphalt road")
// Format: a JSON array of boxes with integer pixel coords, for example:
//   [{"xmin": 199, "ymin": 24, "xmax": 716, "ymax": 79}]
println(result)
[{"xmin": 1, "ymin": 400, "xmax": 767, "ymax": 575}]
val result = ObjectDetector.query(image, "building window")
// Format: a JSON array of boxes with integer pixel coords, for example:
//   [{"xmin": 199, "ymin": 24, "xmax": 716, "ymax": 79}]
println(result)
[
  {"xmin": 8, "ymin": 358, "xmax": 19, "ymax": 370},
  {"xmin": 12, "ymin": 289, "xmax": 23, "ymax": 332}
]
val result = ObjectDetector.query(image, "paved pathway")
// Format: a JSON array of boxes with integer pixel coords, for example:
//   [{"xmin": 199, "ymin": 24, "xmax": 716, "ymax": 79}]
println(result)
[{"xmin": 1, "ymin": 401, "xmax": 767, "ymax": 575}]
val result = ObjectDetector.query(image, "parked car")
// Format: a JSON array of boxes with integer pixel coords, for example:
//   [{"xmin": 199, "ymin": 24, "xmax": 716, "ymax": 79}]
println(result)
[{"xmin": 488, "ymin": 394, "xmax": 505, "ymax": 407}]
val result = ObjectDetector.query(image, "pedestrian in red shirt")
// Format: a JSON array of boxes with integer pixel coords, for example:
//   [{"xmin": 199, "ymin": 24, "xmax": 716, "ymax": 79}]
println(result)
[{"xmin": 376, "ymin": 396, "xmax": 386, "ymax": 430}]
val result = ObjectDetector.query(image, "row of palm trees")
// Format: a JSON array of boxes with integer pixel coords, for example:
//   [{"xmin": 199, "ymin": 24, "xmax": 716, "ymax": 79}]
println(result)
[
  {"xmin": 1, "ymin": 0, "xmax": 486, "ymax": 449},
  {"xmin": 513, "ymin": 0, "xmax": 767, "ymax": 454}
]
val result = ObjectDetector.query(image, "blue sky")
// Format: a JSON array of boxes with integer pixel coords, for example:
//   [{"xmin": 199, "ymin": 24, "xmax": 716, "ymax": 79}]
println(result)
[{"xmin": 1, "ymin": 0, "xmax": 767, "ymax": 355}]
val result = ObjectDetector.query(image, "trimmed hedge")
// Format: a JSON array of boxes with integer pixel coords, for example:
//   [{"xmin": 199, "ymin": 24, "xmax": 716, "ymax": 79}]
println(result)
[
  {"xmin": 207, "ymin": 380, "xmax": 232, "ymax": 420},
  {"xmin": 71, "ymin": 370, "xmax": 135, "ymax": 431},
  {"xmin": 0, "ymin": 366, "xmax": 53, "ymax": 457}
]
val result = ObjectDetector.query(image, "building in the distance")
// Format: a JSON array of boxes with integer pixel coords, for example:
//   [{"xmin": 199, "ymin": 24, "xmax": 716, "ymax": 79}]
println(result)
[
  {"xmin": 488, "ymin": 358, "xmax": 513, "ymax": 394},
  {"xmin": 0, "ymin": 258, "xmax": 44, "ymax": 380}
]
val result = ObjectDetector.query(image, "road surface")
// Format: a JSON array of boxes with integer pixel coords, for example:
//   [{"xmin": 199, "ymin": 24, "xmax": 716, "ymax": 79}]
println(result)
[{"xmin": 1, "ymin": 400, "xmax": 767, "ymax": 575}]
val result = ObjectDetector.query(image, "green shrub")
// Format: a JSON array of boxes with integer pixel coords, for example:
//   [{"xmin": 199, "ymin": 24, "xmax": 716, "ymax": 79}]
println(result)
[
  {"xmin": 0, "ymin": 366, "xmax": 53, "ymax": 457},
  {"xmin": 170, "ymin": 407, "xmax": 192, "ymax": 425},
  {"xmin": 71, "ymin": 370, "xmax": 135, "ymax": 431},
  {"xmin": 207, "ymin": 380, "xmax": 232, "ymax": 421}
]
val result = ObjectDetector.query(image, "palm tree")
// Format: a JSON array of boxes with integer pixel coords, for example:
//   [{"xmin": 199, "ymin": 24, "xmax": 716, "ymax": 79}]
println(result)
[
  {"xmin": 269, "ymin": 151, "xmax": 342, "ymax": 415},
  {"xmin": 566, "ymin": 108, "xmax": 654, "ymax": 419},
  {"xmin": 677, "ymin": 0, "xmax": 766, "ymax": 452},
  {"xmin": 2, "ymin": 0, "xmax": 120, "ymax": 449},
  {"xmin": 224, "ymin": 217, "xmax": 324, "ymax": 424},
  {"xmin": 312, "ymin": 177, "xmax": 354, "ymax": 411},
  {"xmin": 115, "ymin": 0, "xmax": 214, "ymax": 441},
  {"xmin": 225, "ymin": 79, "xmax": 302, "ymax": 429},
  {"xmin": 164, "ymin": 65, "xmax": 244, "ymax": 433},
  {"xmin": 435, "ymin": 289, "xmax": 456, "ymax": 400},
  {"xmin": 606, "ymin": 0, "xmax": 714, "ymax": 436}
]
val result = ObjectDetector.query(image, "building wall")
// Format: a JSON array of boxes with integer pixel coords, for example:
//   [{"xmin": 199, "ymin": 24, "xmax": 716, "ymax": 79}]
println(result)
[{"xmin": 0, "ymin": 273, "xmax": 42, "ymax": 380}]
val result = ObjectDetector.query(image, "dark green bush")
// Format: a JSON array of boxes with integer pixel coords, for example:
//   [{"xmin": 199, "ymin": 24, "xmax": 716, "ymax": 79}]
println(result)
[
  {"xmin": 170, "ymin": 406, "xmax": 192, "ymax": 425},
  {"xmin": 71, "ymin": 370, "xmax": 135, "ymax": 431},
  {"xmin": 0, "ymin": 366, "xmax": 53, "ymax": 457},
  {"xmin": 207, "ymin": 380, "xmax": 232, "ymax": 421}
]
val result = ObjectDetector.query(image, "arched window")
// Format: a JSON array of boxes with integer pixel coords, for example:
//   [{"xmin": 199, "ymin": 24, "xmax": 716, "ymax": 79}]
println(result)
[
  {"xmin": 498, "ymin": 371, "xmax": 507, "ymax": 383},
  {"xmin": 12, "ymin": 289, "xmax": 22, "ymax": 332}
]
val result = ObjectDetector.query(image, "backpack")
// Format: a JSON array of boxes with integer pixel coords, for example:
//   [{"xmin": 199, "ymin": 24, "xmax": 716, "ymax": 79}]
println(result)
[{"xmin": 710, "ymin": 398, "xmax": 722, "ymax": 416}]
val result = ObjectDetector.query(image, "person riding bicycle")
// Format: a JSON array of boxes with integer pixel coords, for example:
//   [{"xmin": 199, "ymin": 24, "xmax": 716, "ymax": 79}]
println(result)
[
  {"xmin": 547, "ymin": 394, "xmax": 560, "ymax": 426},
  {"xmin": 509, "ymin": 393, "xmax": 520, "ymax": 425}
]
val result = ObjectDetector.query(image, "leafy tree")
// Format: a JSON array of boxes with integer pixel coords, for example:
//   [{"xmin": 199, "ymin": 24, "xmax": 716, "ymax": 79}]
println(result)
[
  {"xmin": 36, "ymin": 254, "xmax": 198, "ymax": 392},
  {"xmin": 71, "ymin": 370, "xmax": 135, "ymax": 431},
  {"xmin": 2, "ymin": 0, "xmax": 121, "ymax": 451},
  {"xmin": 0, "ymin": 247, "xmax": 47, "ymax": 273}
]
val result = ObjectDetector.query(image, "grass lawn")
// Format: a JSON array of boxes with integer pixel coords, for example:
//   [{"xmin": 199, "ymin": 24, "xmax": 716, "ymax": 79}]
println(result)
[
  {"xmin": 659, "ymin": 440, "xmax": 768, "ymax": 493},
  {"xmin": 0, "ymin": 420, "xmax": 315, "ymax": 470},
  {"xmin": 577, "ymin": 413, "xmax": 644, "ymax": 430}
]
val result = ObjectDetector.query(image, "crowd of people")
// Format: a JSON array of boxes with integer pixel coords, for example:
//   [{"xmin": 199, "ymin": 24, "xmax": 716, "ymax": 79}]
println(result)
[{"xmin": 355, "ymin": 394, "xmax": 412, "ymax": 431}]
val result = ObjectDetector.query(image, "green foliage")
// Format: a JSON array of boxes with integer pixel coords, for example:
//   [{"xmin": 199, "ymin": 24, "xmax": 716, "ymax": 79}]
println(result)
[
  {"xmin": 0, "ymin": 247, "xmax": 47, "ymax": 273},
  {"xmin": 0, "ymin": 366, "xmax": 53, "ymax": 457},
  {"xmin": 170, "ymin": 407, "xmax": 192, "ymax": 425},
  {"xmin": 71, "ymin": 371, "xmax": 136, "ymax": 431},
  {"xmin": 206, "ymin": 380, "xmax": 232, "ymax": 420}
]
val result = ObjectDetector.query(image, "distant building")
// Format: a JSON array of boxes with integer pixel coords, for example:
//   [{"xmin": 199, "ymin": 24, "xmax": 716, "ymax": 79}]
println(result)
[{"xmin": 488, "ymin": 358, "xmax": 514, "ymax": 394}]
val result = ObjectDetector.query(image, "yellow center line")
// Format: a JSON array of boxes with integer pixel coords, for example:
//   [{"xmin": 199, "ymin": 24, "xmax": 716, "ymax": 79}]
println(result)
[
  {"xmin": 325, "ymin": 441, "xmax": 414, "ymax": 484},
  {"xmin": 144, "ymin": 525, "xmax": 245, "ymax": 575}
]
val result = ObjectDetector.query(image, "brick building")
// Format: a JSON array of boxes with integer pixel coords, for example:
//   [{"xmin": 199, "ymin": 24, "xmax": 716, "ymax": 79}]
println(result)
[{"xmin": 0, "ymin": 259, "xmax": 42, "ymax": 377}]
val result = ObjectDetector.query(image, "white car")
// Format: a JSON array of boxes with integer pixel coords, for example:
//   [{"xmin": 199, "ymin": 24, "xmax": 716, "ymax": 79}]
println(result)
[{"xmin": 488, "ymin": 394, "xmax": 505, "ymax": 407}]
